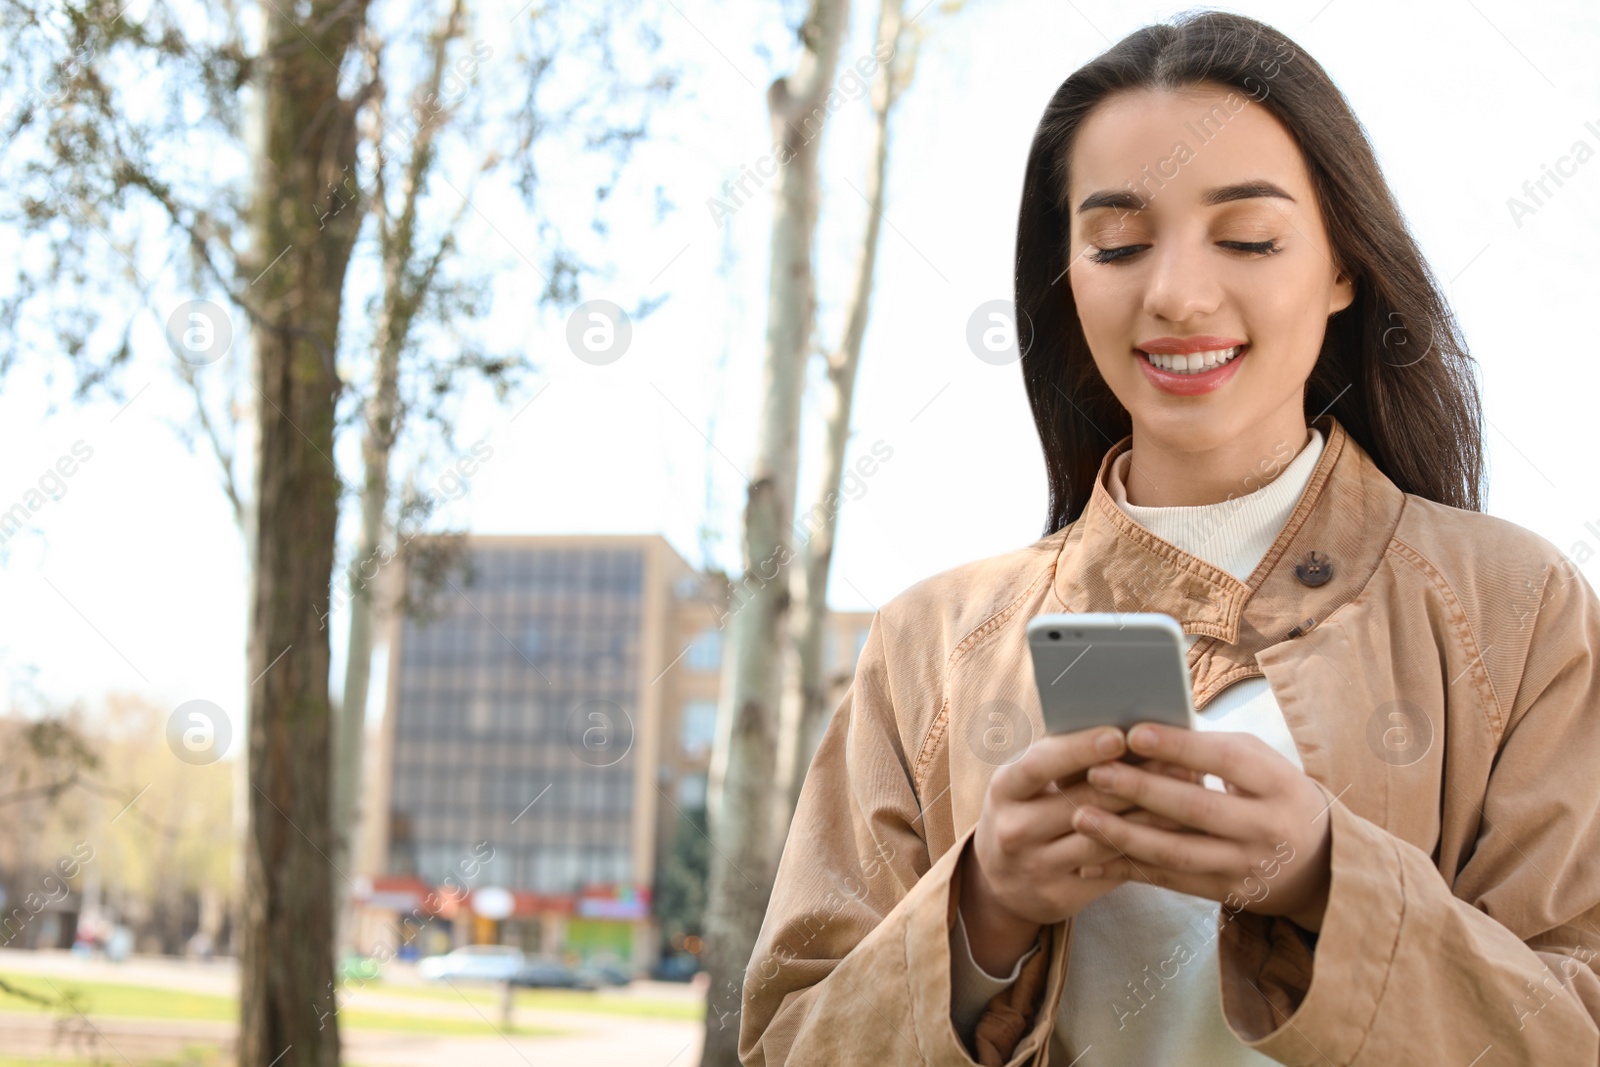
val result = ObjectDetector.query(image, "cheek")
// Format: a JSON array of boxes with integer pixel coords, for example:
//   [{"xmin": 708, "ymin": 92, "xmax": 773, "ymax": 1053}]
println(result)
[
  {"xmin": 1068, "ymin": 266, "xmax": 1132, "ymax": 342},
  {"xmin": 1228, "ymin": 270, "xmax": 1330, "ymax": 367},
  {"xmin": 1070, "ymin": 275, "xmax": 1145, "ymax": 393}
]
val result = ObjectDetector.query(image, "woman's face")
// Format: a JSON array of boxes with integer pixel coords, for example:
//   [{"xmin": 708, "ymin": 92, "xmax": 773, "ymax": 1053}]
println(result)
[{"xmin": 1066, "ymin": 82, "xmax": 1354, "ymax": 456}]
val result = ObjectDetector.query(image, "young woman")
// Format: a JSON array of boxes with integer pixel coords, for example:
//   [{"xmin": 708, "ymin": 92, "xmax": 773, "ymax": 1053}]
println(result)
[{"xmin": 740, "ymin": 11, "xmax": 1600, "ymax": 1066}]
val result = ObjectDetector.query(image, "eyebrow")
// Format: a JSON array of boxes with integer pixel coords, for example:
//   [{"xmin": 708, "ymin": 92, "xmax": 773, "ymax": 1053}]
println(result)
[{"xmin": 1076, "ymin": 179, "xmax": 1296, "ymax": 214}]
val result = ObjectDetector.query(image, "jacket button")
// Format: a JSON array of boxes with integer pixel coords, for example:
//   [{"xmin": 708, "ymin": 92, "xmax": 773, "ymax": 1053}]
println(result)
[{"xmin": 1294, "ymin": 550, "xmax": 1333, "ymax": 587}]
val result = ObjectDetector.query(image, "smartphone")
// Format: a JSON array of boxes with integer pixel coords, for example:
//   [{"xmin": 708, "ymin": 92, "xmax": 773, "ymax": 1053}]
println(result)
[{"xmin": 1026, "ymin": 612, "xmax": 1196, "ymax": 763}]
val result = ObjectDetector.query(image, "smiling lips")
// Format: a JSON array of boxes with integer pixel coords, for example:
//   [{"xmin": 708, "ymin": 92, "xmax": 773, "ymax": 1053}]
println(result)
[{"xmin": 1134, "ymin": 335, "xmax": 1249, "ymax": 395}]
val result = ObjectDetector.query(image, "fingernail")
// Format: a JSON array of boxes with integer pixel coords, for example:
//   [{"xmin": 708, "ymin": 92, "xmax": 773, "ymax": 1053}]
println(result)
[
  {"xmin": 1096, "ymin": 730, "xmax": 1121, "ymax": 756},
  {"xmin": 1075, "ymin": 808, "xmax": 1101, "ymax": 828},
  {"xmin": 1130, "ymin": 725, "xmax": 1156, "ymax": 748}
]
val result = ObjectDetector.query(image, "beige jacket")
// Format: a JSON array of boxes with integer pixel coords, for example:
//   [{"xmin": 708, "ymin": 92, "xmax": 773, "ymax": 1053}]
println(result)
[{"xmin": 739, "ymin": 413, "xmax": 1600, "ymax": 1065}]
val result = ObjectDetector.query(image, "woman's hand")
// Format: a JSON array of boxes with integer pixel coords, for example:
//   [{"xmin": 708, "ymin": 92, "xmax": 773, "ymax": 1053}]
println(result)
[
  {"xmin": 1069, "ymin": 723, "xmax": 1334, "ymax": 931},
  {"xmin": 960, "ymin": 725, "xmax": 1201, "ymax": 974}
]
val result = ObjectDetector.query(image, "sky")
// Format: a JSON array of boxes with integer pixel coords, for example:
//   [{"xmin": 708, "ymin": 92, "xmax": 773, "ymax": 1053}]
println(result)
[{"xmin": 2, "ymin": 0, "xmax": 1597, "ymax": 761}]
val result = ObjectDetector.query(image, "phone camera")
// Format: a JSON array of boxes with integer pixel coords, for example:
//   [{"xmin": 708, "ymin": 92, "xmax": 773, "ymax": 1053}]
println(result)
[{"xmin": 1047, "ymin": 630, "xmax": 1060, "ymax": 640}]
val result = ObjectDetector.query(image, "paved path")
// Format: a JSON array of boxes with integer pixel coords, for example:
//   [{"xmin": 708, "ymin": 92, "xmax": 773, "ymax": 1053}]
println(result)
[{"xmin": 0, "ymin": 1010, "xmax": 704, "ymax": 1066}]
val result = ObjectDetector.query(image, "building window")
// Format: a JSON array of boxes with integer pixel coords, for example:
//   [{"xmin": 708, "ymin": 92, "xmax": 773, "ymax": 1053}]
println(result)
[
  {"xmin": 467, "ymin": 692, "xmax": 493, "ymax": 734},
  {"xmin": 680, "ymin": 700, "xmax": 717, "ymax": 758},
  {"xmin": 518, "ymin": 622, "xmax": 544, "ymax": 664},
  {"xmin": 676, "ymin": 773, "xmax": 707, "ymax": 811},
  {"xmin": 685, "ymin": 630, "xmax": 721, "ymax": 672},
  {"xmin": 605, "ymin": 846, "xmax": 632, "ymax": 885}
]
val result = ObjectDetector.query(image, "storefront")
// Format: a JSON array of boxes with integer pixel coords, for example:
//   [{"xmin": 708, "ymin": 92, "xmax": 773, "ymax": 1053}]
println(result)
[{"xmin": 351, "ymin": 876, "xmax": 656, "ymax": 971}]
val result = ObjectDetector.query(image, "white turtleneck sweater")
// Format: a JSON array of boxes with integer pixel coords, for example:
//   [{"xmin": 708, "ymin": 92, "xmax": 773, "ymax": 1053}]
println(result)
[{"xmin": 949, "ymin": 426, "xmax": 1323, "ymax": 1062}]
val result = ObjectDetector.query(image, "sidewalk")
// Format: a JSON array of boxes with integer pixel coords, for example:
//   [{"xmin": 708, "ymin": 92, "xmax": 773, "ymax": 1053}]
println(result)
[{"xmin": 0, "ymin": 1010, "xmax": 704, "ymax": 1067}]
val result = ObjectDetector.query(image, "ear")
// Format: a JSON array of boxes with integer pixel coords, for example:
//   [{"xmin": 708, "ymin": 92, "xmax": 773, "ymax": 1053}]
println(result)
[{"xmin": 1328, "ymin": 269, "xmax": 1355, "ymax": 317}]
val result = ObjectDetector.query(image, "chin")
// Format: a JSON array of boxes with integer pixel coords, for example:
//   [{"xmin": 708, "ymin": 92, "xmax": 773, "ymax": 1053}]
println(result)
[{"xmin": 1130, "ymin": 406, "xmax": 1245, "ymax": 452}]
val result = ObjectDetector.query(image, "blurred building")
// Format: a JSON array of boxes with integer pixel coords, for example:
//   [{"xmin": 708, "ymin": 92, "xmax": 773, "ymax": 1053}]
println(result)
[{"xmin": 352, "ymin": 534, "xmax": 872, "ymax": 971}]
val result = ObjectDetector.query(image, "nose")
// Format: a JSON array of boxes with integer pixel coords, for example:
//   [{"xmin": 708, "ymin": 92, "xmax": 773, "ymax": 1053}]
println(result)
[{"xmin": 1140, "ymin": 231, "xmax": 1223, "ymax": 325}]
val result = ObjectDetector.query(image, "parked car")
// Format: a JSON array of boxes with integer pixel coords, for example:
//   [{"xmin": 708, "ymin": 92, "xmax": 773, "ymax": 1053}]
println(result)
[
  {"xmin": 575, "ymin": 958, "xmax": 632, "ymax": 987},
  {"xmin": 651, "ymin": 953, "xmax": 701, "ymax": 982},
  {"xmin": 417, "ymin": 944, "xmax": 526, "ymax": 982},
  {"xmin": 509, "ymin": 957, "xmax": 598, "ymax": 990}
]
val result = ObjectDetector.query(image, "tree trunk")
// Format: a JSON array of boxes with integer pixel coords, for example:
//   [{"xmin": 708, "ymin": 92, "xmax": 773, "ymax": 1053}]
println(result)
[
  {"xmin": 330, "ymin": 417, "xmax": 389, "ymax": 953},
  {"xmin": 698, "ymin": 1, "xmax": 849, "ymax": 1064},
  {"xmin": 239, "ymin": 0, "xmax": 369, "ymax": 1063},
  {"xmin": 331, "ymin": 0, "xmax": 465, "ymax": 957},
  {"xmin": 329, "ymin": 242, "xmax": 402, "ymax": 958},
  {"xmin": 773, "ymin": 0, "xmax": 910, "ymax": 847}
]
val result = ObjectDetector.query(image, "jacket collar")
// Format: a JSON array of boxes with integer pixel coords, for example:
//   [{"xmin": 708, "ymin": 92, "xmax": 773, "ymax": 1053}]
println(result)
[{"xmin": 1049, "ymin": 413, "xmax": 1407, "ymax": 709}]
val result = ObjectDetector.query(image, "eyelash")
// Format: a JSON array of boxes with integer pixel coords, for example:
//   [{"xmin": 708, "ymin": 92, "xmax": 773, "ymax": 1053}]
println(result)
[{"xmin": 1087, "ymin": 239, "xmax": 1284, "ymax": 265}]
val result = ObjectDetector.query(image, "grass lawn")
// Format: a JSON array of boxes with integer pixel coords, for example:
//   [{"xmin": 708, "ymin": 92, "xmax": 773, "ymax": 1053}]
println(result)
[
  {"xmin": 0, "ymin": 1054, "xmax": 387, "ymax": 1067},
  {"xmin": 0, "ymin": 972, "xmax": 564, "ymax": 1038},
  {"xmin": 342, "ymin": 979, "xmax": 706, "ymax": 1021}
]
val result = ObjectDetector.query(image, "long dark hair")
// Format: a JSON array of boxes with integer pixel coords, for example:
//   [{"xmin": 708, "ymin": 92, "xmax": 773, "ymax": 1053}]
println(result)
[{"xmin": 1016, "ymin": 9, "xmax": 1486, "ymax": 535}]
